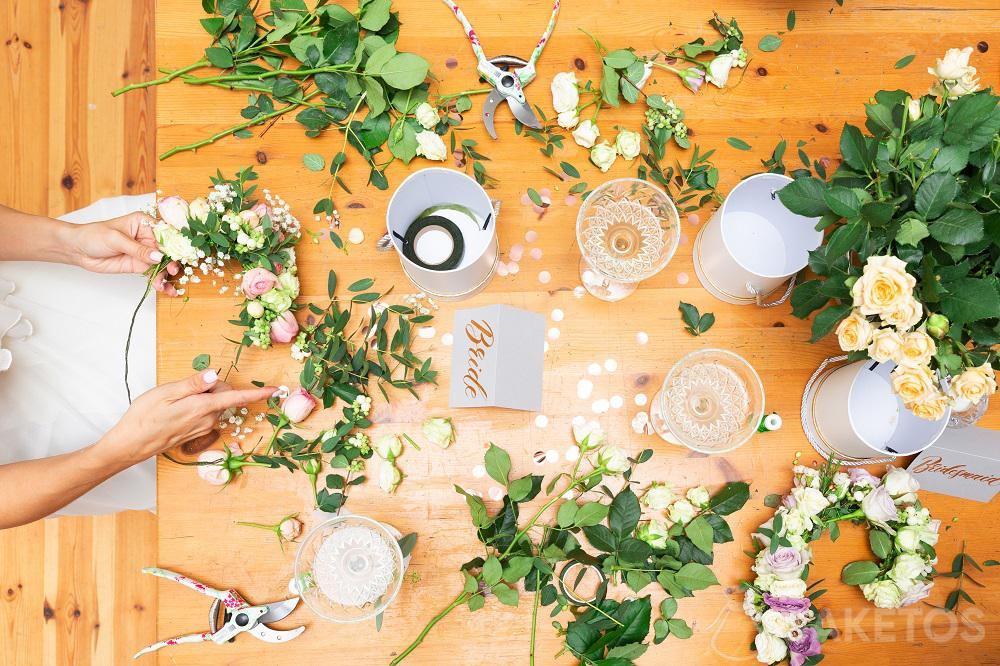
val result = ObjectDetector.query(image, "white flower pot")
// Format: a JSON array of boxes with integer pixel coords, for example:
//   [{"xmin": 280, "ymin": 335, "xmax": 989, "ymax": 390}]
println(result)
[
  {"xmin": 811, "ymin": 360, "xmax": 951, "ymax": 459},
  {"xmin": 385, "ymin": 168, "xmax": 498, "ymax": 300},
  {"xmin": 693, "ymin": 173, "xmax": 823, "ymax": 305}
]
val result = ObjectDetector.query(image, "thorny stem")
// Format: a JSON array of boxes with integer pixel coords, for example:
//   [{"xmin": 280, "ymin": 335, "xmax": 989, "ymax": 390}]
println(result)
[
  {"xmin": 529, "ymin": 570, "xmax": 541, "ymax": 666},
  {"xmin": 112, "ymin": 59, "xmax": 209, "ymax": 96}
]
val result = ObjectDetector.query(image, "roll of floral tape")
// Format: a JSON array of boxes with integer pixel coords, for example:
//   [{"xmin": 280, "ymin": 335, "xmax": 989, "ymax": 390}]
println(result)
[
  {"xmin": 400, "ymin": 215, "xmax": 465, "ymax": 271},
  {"xmin": 757, "ymin": 412, "xmax": 782, "ymax": 432}
]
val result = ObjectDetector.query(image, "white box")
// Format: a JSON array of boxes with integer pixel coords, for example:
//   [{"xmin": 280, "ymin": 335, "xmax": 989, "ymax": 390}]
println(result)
[{"xmin": 907, "ymin": 426, "xmax": 1000, "ymax": 503}]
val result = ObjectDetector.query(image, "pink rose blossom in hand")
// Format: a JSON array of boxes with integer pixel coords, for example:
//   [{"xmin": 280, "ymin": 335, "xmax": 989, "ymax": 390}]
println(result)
[
  {"xmin": 281, "ymin": 387, "xmax": 317, "ymax": 423},
  {"xmin": 157, "ymin": 196, "xmax": 190, "ymax": 230},
  {"xmin": 270, "ymin": 311, "xmax": 299, "ymax": 344},
  {"xmin": 241, "ymin": 267, "xmax": 278, "ymax": 297}
]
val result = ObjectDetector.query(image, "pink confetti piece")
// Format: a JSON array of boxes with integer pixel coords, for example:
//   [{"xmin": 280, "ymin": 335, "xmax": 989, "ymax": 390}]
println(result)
[
  {"xmin": 676, "ymin": 272, "xmax": 689, "ymax": 285},
  {"xmin": 525, "ymin": 230, "xmax": 539, "ymax": 243},
  {"xmin": 509, "ymin": 244, "xmax": 524, "ymax": 261},
  {"xmin": 538, "ymin": 271, "xmax": 551, "ymax": 284},
  {"xmin": 529, "ymin": 248, "xmax": 543, "ymax": 260}
]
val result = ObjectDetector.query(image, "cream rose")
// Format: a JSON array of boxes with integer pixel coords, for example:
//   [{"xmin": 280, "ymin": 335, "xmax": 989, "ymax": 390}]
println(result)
[
  {"xmin": 891, "ymin": 364, "xmax": 937, "ymax": 403},
  {"xmin": 881, "ymin": 298, "xmax": 924, "ymax": 332},
  {"xmin": 614, "ymin": 129, "xmax": 642, "ymax": 160},
  {"xmin": 572, "ymin": 120, "xmax": 600, "ymax": 148},
  {"xmin": 909, "ymin": 390, "xmax": 949, "ymax": 422},
  {"xmin": 928, "ymin": 47, "xmax": 981, "ymax": 99},
  {"xmin": 414, "ymin": 102, "xmax": 440, "ymax": 130},
  {"xmin": 415, "ymin": 130, "xmax": 447, "ymax": 161},
  {"xmin": 790, "ymin": 487, "xmax": 830, "ymax": 518},
  {"xmin": 851, "ymin": 255, "xmax": 916, "ymax": 317},
  {"xmin": 754, "ymin": 632, "xmax": 788, "ymax": 664},
  {"xmin": 769, "ymin": 578, "xmax": 808, "ymax": 598},
  {"xmin": 557, "ymin": 110, "xmax": 579, "ymax": 129},
  {"xmin": 836, "ymin": 310, "xmax": 875, "ymax": 352},
  {"xmin": 897, "ymin": 330, "xmax": 936, "ymax": 368},
  {"xmin": 949, "ymin": 363, "xmax": 998, "ymax": 405},
  {"xmin": 590, "ymin": 141, "xmax": 618, "ymax": 173},
  {"xmin": 868, "ymin": 327, "xmax": 903, "ymax": 363},
  {"xmin": 550, "ymin": 72, "xmax": 580, "ymax": 114}
]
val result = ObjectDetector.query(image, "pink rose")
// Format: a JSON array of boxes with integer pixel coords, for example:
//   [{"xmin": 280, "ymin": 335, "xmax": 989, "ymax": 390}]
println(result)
[
  {"xmin": 158, "ymin": 196, "xmax": 190, "ymax": 230},
  {"xmin": 279, "ymin": 517, "xmax": 303, "ymax": 540},
  {"xmin": 270, "ymin": 311, "xmax": 299, "ymax": 344},
  {"xmin": 197, "ymin": 449, "xmax": 232, "ymax": 486},
  {"xmin": 251, "ymin": 203, "xmax": 270, "ymax": 220},
  {"xmin": 282, "ymin": 387, "xmax": 317, "ymax": 423},
  {"xmin": 241, "ymin": 267, "xmax": 278, "ymax": 298}
]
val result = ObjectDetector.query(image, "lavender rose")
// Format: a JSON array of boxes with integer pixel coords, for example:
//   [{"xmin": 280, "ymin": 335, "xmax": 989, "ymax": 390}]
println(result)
[
  {"xmin": 765, "ymin": 546, "xmax": 808, "ymax": 580},
  {"xmin": 861, "ymin": 485, "xmax": 899, "ymax": 525},
  {"xmin": 849, "ymin": 468, "xmax": 881, "ymax": 487},
  {"xmin": 898, "ymin": 580, "xmax": 933, "ymax": 607},
  {"xmin": 763, "ymin": 593, "xmax": 811, "ymax": 614},
  {"xmin": 788, "ymin": 627, "xmax": 821, "ymax": 666}
]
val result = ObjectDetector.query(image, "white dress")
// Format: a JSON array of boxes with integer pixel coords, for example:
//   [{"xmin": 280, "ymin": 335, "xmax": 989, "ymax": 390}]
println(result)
[{"xmin": 0, "ymin": 195, "xmax": 157, "ymax": 515}]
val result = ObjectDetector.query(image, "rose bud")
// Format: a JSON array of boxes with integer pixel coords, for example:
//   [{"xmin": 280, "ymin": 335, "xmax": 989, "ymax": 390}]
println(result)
[
  {"xmin": 251, "ymin": 203, "xmax": 270, "ymax": 220},
  {"xmin": 279, "ymin": 516, "xmax": 303, "ymax": 540},
  {"xmin": 269, "ymin": 311, "xmax": 299, "ymax": 344},
  {"xmin": 188, "ymin": 197, "xmax": 211, "ymax": 222},
  {"xmin": 246, "ymin": 300, "xmax": 265, "ymax": 318},
  {"xmin": 282, "ymin": 387, "xmax": 317, "ymax": 423},
  {"xmin": 241, "ymin": 267, "xmax": 278, "ymax": 298},
  {"xmin": 157, "ymin": 195, "xmax": 190, "ymax": 230},
  {"xmin": 926, "ymin": 313, "xmax": 950, "ymax": 339}
]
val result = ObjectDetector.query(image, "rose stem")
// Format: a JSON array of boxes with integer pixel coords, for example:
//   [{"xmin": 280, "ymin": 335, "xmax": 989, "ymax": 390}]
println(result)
[
  {"xmin": 112, "ymin": 59, "xmax": 210, "ymax": 97},
  {"xmin": 529, "ymin": 570, "xmax": 541, "ymax": 666},
  {"xmin": 389, "ymin": 591, "xmax": 472, "ymax": 666}
]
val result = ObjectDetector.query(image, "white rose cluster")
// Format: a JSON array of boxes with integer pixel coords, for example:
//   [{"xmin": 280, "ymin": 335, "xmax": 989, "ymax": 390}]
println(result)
[
  {"xmin": 634, "ymin": 479, "xmax": 713, "ymax": 553},
  {"xmin": 927, "ymin": 46, "xmax": 981, "ymax": 99}
]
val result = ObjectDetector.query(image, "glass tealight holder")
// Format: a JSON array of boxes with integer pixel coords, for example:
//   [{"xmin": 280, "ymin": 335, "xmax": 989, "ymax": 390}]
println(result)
[
  {"xmin": 576, "ymin": 178, "xmax": 680, "ymax": 302},
  {"xmin": 650, "ymin": 348, "xmax": 765, "ymax": 454}
]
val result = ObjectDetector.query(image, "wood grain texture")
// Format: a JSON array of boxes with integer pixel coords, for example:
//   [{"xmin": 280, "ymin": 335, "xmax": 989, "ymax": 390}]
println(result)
[
  {"xmin": 165, "ymin": 0, "xmax": 993, "ymax": 664},
  {"xmin": 0, "ymin": 2, "xmax": 157, "ymax": 666}
]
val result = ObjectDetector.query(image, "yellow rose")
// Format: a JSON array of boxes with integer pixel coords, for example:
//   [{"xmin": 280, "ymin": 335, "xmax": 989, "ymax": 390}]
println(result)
[
  {"xmin": 868, "ymin": 328, "xmax": 903, "ymax": 363},
  {"xmin": 880, "ymin": 297, "xmax": 924, "ymax": 332},
  {"xmin": 897, "ymin": 330, "xmax": 936, "ymax": 369},
  {"xmin": 949, "ymin": 363, "xmax": 998, "ymax": 405},
  {"xmin": 836, "ymin": 311, "xmax": 875, "ymax": 352},
  {"xmin": 851, "ymin": 255, "xmax": 916, "ymax": 317},
  {"xmin": 891, "ymin": 364, "xmax": 937, "ymax": 403},
  {"xmin": 908, "ymin": 391, "xmax": 949, "ymax": 421}
]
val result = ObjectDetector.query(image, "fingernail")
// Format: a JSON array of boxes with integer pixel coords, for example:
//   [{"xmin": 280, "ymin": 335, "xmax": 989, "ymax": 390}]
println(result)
[
  {"xmin": 151, "ymin": 250, "xmax": 164, "ymax": 261},
  {"xmin": 202, "ymin": 370, "xmax": 218, "ymax": 383}
]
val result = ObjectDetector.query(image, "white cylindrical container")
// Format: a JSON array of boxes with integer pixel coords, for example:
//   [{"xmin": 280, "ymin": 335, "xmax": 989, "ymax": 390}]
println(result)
[
  {"xmin": 812, "ymin": 360, "xmax": 950, "ymax": 459},
  {"xmin": 694, "ymin": 173, "xmax": 822, "ymax": 305},
  {"xmin": 386, "ymin": 168, "xmax": 498, "ymax": 300}
]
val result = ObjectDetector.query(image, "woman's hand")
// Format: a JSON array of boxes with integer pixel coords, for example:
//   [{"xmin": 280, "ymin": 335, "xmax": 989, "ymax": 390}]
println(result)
[
  {"xmin": 65, "ymin": 211, "xmax": 181, "ymax": 295},
  {"xmin": 97, "ymin": 370, "xmax": 277, "ymax": 465}
]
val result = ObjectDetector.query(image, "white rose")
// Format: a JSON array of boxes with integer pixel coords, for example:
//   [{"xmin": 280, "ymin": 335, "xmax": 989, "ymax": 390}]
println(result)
[
  {"xmin": 782, "ymin": 508, "xmax": 813, "ymax": 536},
  {"xmin": 790, "ymin": 486, "xmax": 830, "ymax": 518},
  {"xmin": 375, "ymin": 435, "xmax": 403, "ymax": 461},
  {"xmin": 641, "ymin": 482, "xmax": 675, "ymax": 511},
  {"xmin": 883, "ymin": 466, "xmax": 920, "ymax": 499},
  {"xmin": 836, "ymin": 310, "xmax": 875, "ymax": 352},
  {"xmin": 895, "ymin": 526, "xmax": 922, "ymax": 552},
  {"xmin": 686, "ymin": 485, "xmax": 710, "ymax": 508},
  {"xmin": 595, "ymin": 447, "xmax": 630, "ymax": 474},
  {"xmin": 636, "ymin": 520, "xmax": 670, "ymax": 549},
  {"xmin": 891, "ymin": 364, "xmax": 937, "ymax": 404},
  {"xmin": 761, "ymin": 609, "xmax": 797, "ymax": 639},
  {"xmin": 769, "ymin": 578, "xmax": 807, "ymax": 598},
  {"xmin": 851, "ymin": 255, "xmax": 916, "ymax": 318},
  {"xmin": 949, "ymin": 363, "xmax": 998, "ymax": 405},
  {"xmin": 422, "ymin": 417, "xmax": 455, "ymax": 448},
  {"xmin": 753, "ymin": 632, "xmax": 788, "ymax": 664},
  {"xmin": 897, "ymin": 330, "xmax": 936, "ymax": 369},
  {"xmin": 743, "ymin": 588, "xmax": 763, "ymax": 621},
  {"xmin": 832, "ymin": 472, "xmax": 851, "ymax": 496},
  {"xmin": 414, "ymin": 102, "xmax": 440, "ymax": 130},
  {"xmin": 246, "ymin": 301, "xmax": 265, "ymax": 318},
  {"xmin": 572, "ymin": 119, "xmax": 600, "ymax": 148},
  {"xmin": 792, "ymin": 465, "xmax": 820, "ymax": 489},
  {"xmin": 188, "ymin": 197, "xmax": 211, "ymax": 222},
  {"xmin": 590, "ymin": 141, "xmax": 618, "ymax": 173},
  {"xmin": 906, "ymin": 98, "xmax": 922, "ymax": 122},
  {"xmin": 573, "ymin": 420, "xmax": 605, "ymax": 451},
  {"xmin": 378, "ymin": 461, "xmax": 403, "ymax": 493},
  {"xmin": 920, "ymin": 519, "xmax": 941, "ymax": 546},
  {"xmin": 861, "ymin": 485, "xmax": 900, "ymax": 525},
  {"xmin": 786, "ymin": 533, "xmax": 809, "ymax": 552},
  {"xmin": 557, "ymin": 110, "xmax": 579, "ymax": 129},
  {"xmin": 928, "ymin": 46, "xmax": 975, "ymax": 80},
  {"xmin": 931, "ymin": 70, "xmax": 980, "ymax": 99},
  {"xmin": 881, "ymin": 298, "xmax": 923, "ymax": 332},
  {"xmin": 415, "ymin": 130, "xmax": 447, "ymax": 161},
  {"xmin": 668, "ymin": 498, "xmax": 697, "ymax": 525},
  {"xmin": 614, "ymin": 129, "xmax": 642, "ymax": 160},
  {"xmin": 705, "ymin": 52, "xmax": 736, "ymax": 88},
  {"xmin": 154, "ymin": 224, "xmax": 199, "ymax": 265},
  {"xmin": 260, "ymin": 288, "xmax": 292, "ymax": 314},
  {"xmin": 868, "ymin": 327, "xmax": 903, "ymax": 363},
  {"xmin": 223, "ymin": 211, "xmax": 242, "ymax": 229},
  {"xmin": 550, "ymin": 71, "xmax": 580, "ymax": 114},
  {"xmin": 754, "ymin": 573, "xmax": 778, "ymax": 593},
  {"xmin": 196, "ymin": 450, "xmax": 231, "ymax": 485},
  {"xmin": 279, "ymin": 517, "xmax": 302, "ymax": 540},
  {"xmin": 862, "ymin": 580, "xmax": 903, "ymax": 609},
  {"xmin": 889, "ymin": 553, "xmax": 927, "ymax": 584},
  {"xmin": 277, "ymin": 270, "xmax": 299, "ymax": 297}
]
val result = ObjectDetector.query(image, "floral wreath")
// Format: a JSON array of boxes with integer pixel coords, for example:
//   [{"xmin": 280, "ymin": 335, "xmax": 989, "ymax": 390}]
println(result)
[{"xmin": 742, "ymin": 461, "xmax": 939, "ymax": 665}]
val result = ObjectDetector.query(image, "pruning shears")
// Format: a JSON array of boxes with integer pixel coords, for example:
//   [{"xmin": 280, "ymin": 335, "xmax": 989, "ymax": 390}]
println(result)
[
  {"xmin": 133, "ymin": 567, "xmax": 304, "ymax": 658},
  {"xmin": 441, "ymin": 0, "xmax": 561, "ymax": 138}
]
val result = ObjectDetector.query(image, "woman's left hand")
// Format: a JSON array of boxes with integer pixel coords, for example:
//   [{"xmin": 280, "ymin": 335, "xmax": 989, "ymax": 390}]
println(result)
[{"xmin": 67, "ymin": 212, "xmax": 180, "ymax": 295}]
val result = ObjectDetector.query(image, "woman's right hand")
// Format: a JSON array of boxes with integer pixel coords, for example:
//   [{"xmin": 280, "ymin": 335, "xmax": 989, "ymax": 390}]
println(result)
[{"xmin": 98, "ymin": 370, "xmax": 277, "ymax": 465}]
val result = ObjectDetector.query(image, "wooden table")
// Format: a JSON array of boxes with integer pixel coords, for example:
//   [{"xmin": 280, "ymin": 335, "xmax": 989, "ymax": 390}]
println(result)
[{"xmin": 155, "ymin": 1, "xmax": 1000, "ymax": 663}]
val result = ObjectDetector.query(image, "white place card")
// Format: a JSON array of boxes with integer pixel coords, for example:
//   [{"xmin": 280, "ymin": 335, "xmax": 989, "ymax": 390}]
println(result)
[
  {"xmin": 448, "ymin": 304, "xmax": 544, "ymax": 411},
  {"xmin": 907, "ymin": 426, "xmax": 1000, "ymax": 503}
]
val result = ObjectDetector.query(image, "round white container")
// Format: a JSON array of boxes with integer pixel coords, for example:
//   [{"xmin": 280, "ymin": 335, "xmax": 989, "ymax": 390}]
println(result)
[
  {"xmin": 694, "ymin": 173, "xmax": 823, "ymax": 305},
  {"xmin": 812, "ymin": 360, "xmax": 950, "ymax": 459},
  {"xmin": 386, "ymin": 168, "xmax": 498, "ymax": 300}
]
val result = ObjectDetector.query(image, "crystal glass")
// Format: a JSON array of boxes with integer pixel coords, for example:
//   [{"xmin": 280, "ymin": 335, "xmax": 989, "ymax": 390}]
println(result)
[
  {"xmin": 650, "ymin": 349, "xmax": 765, "ymax": 454},
  {"xmin": 576, "ymin": 178, "xmax": 680, "ymax": 301},
  {"xmin": 947, "ymin": 395, "xmax": 989, "ymax": 429},
  {"xmin": 293, "ymin": 515, "xmax": 404, "ymax": 623}
]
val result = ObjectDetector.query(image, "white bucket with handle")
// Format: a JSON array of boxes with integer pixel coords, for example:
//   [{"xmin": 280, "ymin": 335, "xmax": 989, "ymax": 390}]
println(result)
[{"xmin": 694, "ymin": 173, "xmax": 823, "ymax": 306}]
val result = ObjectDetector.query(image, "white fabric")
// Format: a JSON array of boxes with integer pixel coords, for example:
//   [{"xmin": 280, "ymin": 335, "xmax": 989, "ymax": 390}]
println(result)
[{"xmin": 0, "ymin": 194, "xmax": 157, "ymax": 515}]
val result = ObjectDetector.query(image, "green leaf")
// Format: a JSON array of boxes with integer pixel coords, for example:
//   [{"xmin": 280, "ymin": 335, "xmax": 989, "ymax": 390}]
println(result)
[
  {"xmin": 674, "ymin": 562, "xmax": 719, "ymax": 591},
  {"xmin": 810, "ymin": 303, "xmax": 851, "ymax": 342},
  {"xmin": 758, "ymin": 35, "xmax": 782, "ymax": 52},
  {"xmin": 609, "ymin": 488, "xmax": 641, "ymax": 538},
  {"xmin": 508, "ymin": 475, "xmax": 534, "ymax": 502},
  {"xmin": 841, "ymin": 560, "xmax": 880, "ymax": 585},
  {"xmin": 327, "ymin": 270, "xmax": 337, "ymax": 298},
  {"xmin": 685, "ymin": 516, "xmax": 714, "ymax": 555},
  {"xmin": 705, "ymin": 482, "xmax": 750, "ymax": 515},
  {"xmin": 839, "ymin": 123, "xmax": 873, "ymax": 172},
  {"xmin": 388, "ymin": 120, "xmax": 418, "ymax": 164},
  {"xmin": 666, "ymin": 618, "xmax": 693, "ymax": 639},
  {"xmin": 606, "ymin": 643, "xmax": 648, "ymax": 660},
  {"xmin": 915, "ymin": 173, "xmax": 959, "ymax": 220},
  {"xmin": 600, "ymin": 64, "xmax": 621, "ymax": 107},
  {"xmin": 791, "ymin": 280, "xmax": 830, "ymax": 318},
  {"xmin": 604, "ymin": 48, "xmax": 638, "ymax": 68},
  {"xmin": 929, "ymin": 208, "xmax": 984, "ymax": 245},
  {"xmin": 653, "ymin": 618, "xmax": 670, "ymax": 644},
  {"xmin": 659, "ymin": 597, "xmax": 678, "ymax": 619},
  {"xmin": 556, "ymin": 501, "xmax": 578, "ymax": 528},
  {"xmin": 894, "ymin": 54, "xmax": 916, "ymax": 69},
  {"xmin": 484, "ymin": 443, "xmax": 512, "ymax": 486},
  {"xmin": 204, "ymin": 47, "xmax": 233, "ymax": 69},
  {"xmin": 492, "ymin": 583, "xmax": 519, "ymax": 607},
  {"xmin": 348, "ymin": 277, "xmax": 375, "ymax": 292},
  {"xmin": 825, "ymin": 218, "xmax": 865, "ymax": 258},
  {"xmin": 364, "ymin": 43, "xmax": 396, "ymax": 76},
  {"xmin": 359, "ymin": 0, "xmax": 391, "ymax": 31},
  {"xmin": 502, "ymin": 556, "xmax": 535, "ymax": 583},
  {"xmin": 943, "ymin": 90, "xmax": 1000, "ymax": 151},
  {"xmin": 574, "ymin": 501, "xmax": 610, "ymax": 527},
  {"xmin": 726, "ymin": 137, "xmax": 752, "ymax": 151},
  {"xmin": 617, "ymin": 537, "xmax": 653, "ymax": 564},
  {"xmin": 786, "ymin": 10, "xmax": 796, "ymax": 30},
  {"xmin": 933, "ymin": 144, "xmax": 969, "ymax": 174},
  {"xmin": 380, "ymin": 52, "xmax": 429, "ymax": 90},
  {"xmin": 467, "ymin": 593, "xmax": 485, "ymax": 611},
  {"xmin": 482, "ymin": 555, "xmax": 502, "ymax": 586},
  {"xmin": 896, "ymin": 219, "xmax": 930, "ymax": 246},
  {"xmin": 823, "ymin": 187, "xmax": 861, "ymax": 219},
  {"xmin": 560, "ymin": 161, "xmax": 580, "ymax": 178},
  {"xmin": 397, "ymin": 533, "xmax": 417, "ymax": 558},
  {"xmin": 302, "ymin": 153, "xmax": 325, "ymax": 172},
  {"xmin": 940, "ymin": 277, "xmax": 1000, "ymax": 323},
  {"xmin": 191, "ymin": 353, "xmax": 211, "ymax": 371},
  {"xmin": 462, "ymin": 570, "xmax": 478, "ymax": 594},
  {"xmin": 526, "ymin": 188, "xmax": 544, "ymax": 206},
  {"xmin": 778, "ymin": 177, "xmax": 830, "ymax": 217},
  {"xmin": 454, "ymin": 485, "xmax": 489, "ymax": 527},
  {"xmin": 583, "ymin": 524, "xmax": 616, "ymax": 552},
  {"xmin": 869, "ymin": 530, "xmax": 892, "ymax": 559}
]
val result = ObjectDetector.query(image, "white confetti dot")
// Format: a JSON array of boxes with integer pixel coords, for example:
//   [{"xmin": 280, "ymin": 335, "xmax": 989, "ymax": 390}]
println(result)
[
  {"xmin": 610, "ymin": 395, "xmax": 624, "ymax": 409},
  {"xmin": 592, "ymin": 399, "xmax": 610, "ymax": 414},
  {"xmin": 565, "ymin": 445, "xmax": 580, "ymax": 461},
  {"xmin": 488, "ymin": 487, "xmax": 504, "ymax": 501},
  {"xmin": 347, "ymin": 227, "xmax": 365, "ymax": 244},
  {"xmin": 530, "ymin": 248, "xmax": 543, "ymax": 260},
  {"xmin": 545, "ymin": 449, "xmax": 559, "ymax": 463},
  {"xmin": 525, "ymin": 230, "xmax": 539, "ymax": 243},
  {"xmin": 588, "ymin": 363, "xmax": 602, "ymax": 376},
  {"xmin": 508, "ymin": 262, "xmax": 520, "ymax": 275},
  {"xmin": 544, "ymin": 341, "xmax": 550, "ymax": 353},
  {"xmin": 535, "ymin": 414, "xmax": 549, "ymax": 428},
  {"xmin": 551, "ymin": 308, "xmax": 564, "ymax": 322},
  {"xmin": 497, "ymin": 263, "xmax": 509, "ymax": 277},
  {"xmin": 676, "ymin": 272, "xmax": 689, "ymax": 285},
  {"xmin": 571, "ymin": 415, "xmax": 587, "ymax": 427},
  {"xmin": 472, "ymin": 465, "xmax": 486, "ymax": 478},
  {"xmin": 636, "ymin": 331, "xmax": 649, "ymax": 345},
  {"xmin": 538, "ymin": 271, "xmax": 551, "ymax": 284},
  {"xmin": 441, "ymin": 333, "xmax": 454, "ymax": 346},
  {"xmin": 573, "ymin": 286, "xmax": 586, "ymax": 299},
  {"xmin": 634, "ymin": 393, "xmax": 648, "ymax": 406},
  {"xmin": 548, "ymin": 327, "xmax": 560, "ymax": 340},
  {"xmin": 577, "ymin": 379, "xmax": 593, "ymax": 400},
  {"xmin": 418, "ymin": 326, "xmax": 436, "ymax": 339},
  {"xmin": 604, "ymin": 358, "xmax": 618, "ymax": 372},
  {"xmin": 509, "ymin": 244, "xmax": 524, "ymax": 261}
]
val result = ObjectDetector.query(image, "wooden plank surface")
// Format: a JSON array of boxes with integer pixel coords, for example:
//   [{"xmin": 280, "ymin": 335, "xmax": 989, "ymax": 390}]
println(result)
[
  {"xmin": 0, "ymin": 2, "xmax": 157, "ymax": 665},
  {"xmin": 154, "ymin": 0, "xmax": 999, "ymax": 664}
]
